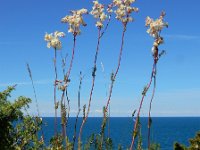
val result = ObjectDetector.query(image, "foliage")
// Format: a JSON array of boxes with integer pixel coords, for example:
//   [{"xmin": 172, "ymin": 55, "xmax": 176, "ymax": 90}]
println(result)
[
  {"xmin": 174, "ymin": 143, "xmax": 186, "ymax": 150},
  {"xmin": 14, "ymin": 116, "xmax": 44, "ymax": 149},
  {"xmin": 0, "ymin": 86, "xmax": 44, "ymax": 149},
  {"xmin": 149, "ymin": 143, "xmax": 161, "ymax": 150},
  {"xmin": 174, "ymin": 131, "xmax": 200, "ymax": 150}
]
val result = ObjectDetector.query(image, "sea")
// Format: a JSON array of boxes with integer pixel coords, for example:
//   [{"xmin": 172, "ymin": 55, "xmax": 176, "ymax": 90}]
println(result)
[{"xmin": 41, "ymin": 117, "xmax": 200, "ymax": 150}]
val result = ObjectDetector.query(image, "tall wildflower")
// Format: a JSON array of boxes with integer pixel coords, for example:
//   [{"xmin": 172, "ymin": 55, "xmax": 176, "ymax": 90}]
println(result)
[
  {"xmin": 100, "ymin": 0, "xmax": 138, "ymax": 148},
  {"xmin": 60, "ymin": 8, "xmax": 88, "ymax": 145},
  {"xmin": 78, "ymin": 1, "xmax": 113, "ymax": 149},
  {"xmin": 104, "ymin": 0, "xmax": 138, "ymax": 121},
  {"xmin": 130, "ymin": 12, "xmax": 168, "ymax": 150},
  {"xmin": 44, "ymin": 31, "xmax": 65, "ymax": 137}
]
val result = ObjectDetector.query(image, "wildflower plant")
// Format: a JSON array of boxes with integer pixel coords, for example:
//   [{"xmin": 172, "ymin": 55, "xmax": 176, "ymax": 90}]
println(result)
[
  {"xmin": 130, "ymin": 12, "xmax": 168, "ymax": 150},
  {"xmin": 78, "ymin": 1, "xmax": 114, "ymax": 147},
  {"xmin": 44, "ymin": 31, "xmax": 65, "ymax": 137},
  {"xmin": 54, "ymin": 8, "xmax": 88, "ymax": 146},
  {"xmin": 99, "ymin": 0, "xmax": 139, "ymax": 147},
  {"xmin": 104, "ymin": 0, "xmax": 139, "ymax": 113},
  {"xmin": 0, "ymin": 1, "xmax": 171, "ymax": 150}
]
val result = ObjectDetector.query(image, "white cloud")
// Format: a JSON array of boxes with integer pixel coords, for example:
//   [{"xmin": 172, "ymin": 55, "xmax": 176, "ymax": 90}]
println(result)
[
  {"xmin": 0, "ymin": 79, "xmax": 52, "ymax": 87},
  {"xmin": 0, "ymin": 41, "xmax": 25, "ymax": 45},
  {"xmin": 15, "ymin": 87, "xmax": 200, "ymax": 117},
  {"xmin": 165, "ymin": 34, "xmax": 200, "ymax": 40},
  {"xmin": 149, "ymin": 88, "xmax": 200, "ymax": 116},
  {"xmin": 95, "ymin": 109, "xmax": 102, "ymax": 113}
]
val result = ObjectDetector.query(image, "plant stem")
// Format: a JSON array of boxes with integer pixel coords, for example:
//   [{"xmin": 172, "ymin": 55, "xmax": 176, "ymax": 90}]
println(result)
[
  {"xmin": 60, "ymin": 91, "xmax": 66, "ymax": 140},
  {"xmin": 53, "ymin": 48, "xmax": 58, "ymax": 137},
  {"xmin": 130, "ymin": 62, "xmax": 156, "ymax": 150},
  {"xmin": 66, "ymin": 35, "xmax": 77, "ymax": 81},
  {"xmin": 148, "ymin": 65, "xmax": 156, "ymax": 150},
  {"xmin": 65, "ymin": 89, "xmax": 70, "ymax": 135},
  {"xmin": 26, "ymin": 63, "xmax": 44, "ymax": 141},
  {"xmin": 100, "ymin": 14, "xmax": 111, "ymax": 39},
  {"xmin": 60, "ymin": 35, "xmax": 76, "ymax": 143},
  {"xmin": 108, "ymin": 104, "xmax": 110, "ymax": 137},
  {"xmin": 78, "ymin": 28, "xmax": 101, "ymax": 146},
  {"xmin": 100, "ymin": 24, "xmax": 127, "ymax": 149},
  {"xmin": 105, "ymin": 25, "xmax": 126, "ymax": 111},
  {"xmin": 72, "ymin": 73, "xmax": 82, "ymax": 150}
]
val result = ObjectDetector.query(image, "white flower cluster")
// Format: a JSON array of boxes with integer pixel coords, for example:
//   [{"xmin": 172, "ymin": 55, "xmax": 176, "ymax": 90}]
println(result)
[
  {"xmin": 44, "ymin": 31, "xmax": 65, "ymax": 50},
  {"xmin": 145, "ymin": 12, "xmax": 168, "ymax": 39},
  {"xmin": 90, "ymin": 1, "xmax": 108, "ymax": 28},
  {"xmin": 61, "ymin": 9, "xmax": 88, "ymax": 35},
  {"xmin": 113, "ymin": 0, "xmax": 138, "ymax": 23},
  {"xmin": 145, "ymin": 12, "xmax": 168, "ymax": 58}
]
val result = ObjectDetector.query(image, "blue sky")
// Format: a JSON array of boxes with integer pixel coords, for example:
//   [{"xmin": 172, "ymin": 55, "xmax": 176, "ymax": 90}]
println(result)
[{"xmin": 0, "ymin": 0, "xmax": 200, "ymax": 117}]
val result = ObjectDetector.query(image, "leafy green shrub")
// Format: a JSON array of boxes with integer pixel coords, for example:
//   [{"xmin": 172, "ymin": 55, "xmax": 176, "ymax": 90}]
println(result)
[
  {"xmin": 0, "ymin": 86, "xmax": 44, "ymax": 150},
  {"xmin": 174, "ymin": 131, "xmax": 200, "ymax": 150}
]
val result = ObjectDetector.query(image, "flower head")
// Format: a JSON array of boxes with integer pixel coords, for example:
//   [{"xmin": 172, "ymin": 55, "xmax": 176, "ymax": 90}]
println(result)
[
  {"xmin": 44, "ymin": 31, "xmax": 65, "ymax": 50},
  {"xmin": 146, "ymin": 12, "xmax": 168, "ymax": 58},
  {"xmin": 90, "ymin": 1, "xmax": 108, "ymax": 28},
  {"xmin": 146, "ymin": 12, "xmax": 168, "ymax": 38},
  {"xmin": 61, "ymin": 8, "xmax": 88, "ymax": 35},
  {"xmin": 113, "ymin": 0, "xmax": 138, "ymax": 24}
]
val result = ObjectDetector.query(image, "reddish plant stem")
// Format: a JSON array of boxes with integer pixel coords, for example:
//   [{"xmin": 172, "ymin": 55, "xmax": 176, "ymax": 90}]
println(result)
[
  {"xmin": 53, "ymin": 48, "xmax": 58, "ymax": 137},
  {"xmin": 65, "ymin": 88, "xmax": 70, "ymax": 133},
  {"xmin": 99, "ymin": 25, "xmax": 126, "ymax": 149},
  {"xmin": 60, "ymin": 35, "xmax": 76, "ymax": 145},
  {"xmin": 148, "ymin": 71, "xmax": 156, "ymax": 150},
  {"xmin": 130, "ymin": 62, "xmax": 156, "ymax": 150},
  {"xmin": 72, "ymin": 72, "xmax": 82, "ymax": 150},
  {"xmin": 100, "ymin": 14, "xmax": 111, "ymax": 39},
  {"xmin": 60, "ymin": 92, "xmax": 66, "ymax": 138},
  {"xmin": 66, "ymin": 35, "xmax": 77, "ymax": 81},
  {"xmin": 105, "ymin": 25, "xmax": 126, "ymax": 110},
  {"xmin": 78, "ymin": 28, "xmax": 101, "ymax": 144}
]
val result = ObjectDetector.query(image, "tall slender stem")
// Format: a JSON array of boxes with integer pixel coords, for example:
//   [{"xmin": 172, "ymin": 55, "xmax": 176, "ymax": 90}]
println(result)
[
  {"xmin": 53, "ymin": 49, "xmax": 58, "ymax": 137},
  {"xmin": 108, "ymin": 103, "xmax": 110, "ymax": 137},
  {"xmin": 130, "ymin": 62, "xmax": 156, "ymax": 150},
  {"xmin": 26, "ymin": 63, "xmax": 44, "ymax": 141},
  {"xmin": 60, "ymin": 92, "xmax": 66, "ymax": 136},
  {"xmin": 100, "ymin": 24, "xmax": 127, "ymax": 149},
  {"xmin": 78, "ymin": 28, "xmax": 101, "ymax": 146},
  {"xmin": 100, "ymin": 14, "xmax": 111, "ymax": 39},
  {"xmin": 148, "ymin": 65, "xmax": 156, "ymax": 150},
  {"xmin": 60, "ymin": 35, "xmax": 76, "ymax": 144},
  {"xmin": 105, "ymin": 24, "xmax": 126, "ymax": 111},
  {"xmin": 65, "ymin": 89, "xmax": 70, "ymax": 134},
  {"xmin": 66, "ymin": 35, "xmax": 77, "ymax": 81},
  {"xmin": 72, "ymin": 72, "xmax": 83, "ymax": 150}
]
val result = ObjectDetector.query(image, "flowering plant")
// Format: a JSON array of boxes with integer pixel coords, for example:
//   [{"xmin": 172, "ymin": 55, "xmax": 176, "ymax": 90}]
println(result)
[
  {"xmin": 0, "ymin": 1, "xmax": 170, "ymax": 150},
  {"xmin": 43, "ymin": 1, "xmax": 168, "ymax": 150}
]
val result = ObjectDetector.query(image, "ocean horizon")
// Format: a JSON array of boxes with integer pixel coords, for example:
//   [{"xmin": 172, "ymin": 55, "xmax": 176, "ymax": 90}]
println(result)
[{"xmin": 40, "ymin": 117, "xmax": 200, "ymax": 149}]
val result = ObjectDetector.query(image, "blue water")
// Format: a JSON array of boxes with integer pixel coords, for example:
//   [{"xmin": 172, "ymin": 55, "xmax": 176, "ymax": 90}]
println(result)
[{"xmin": 42, "ymin": 117, "xmax": 200, "ymax": 149}]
